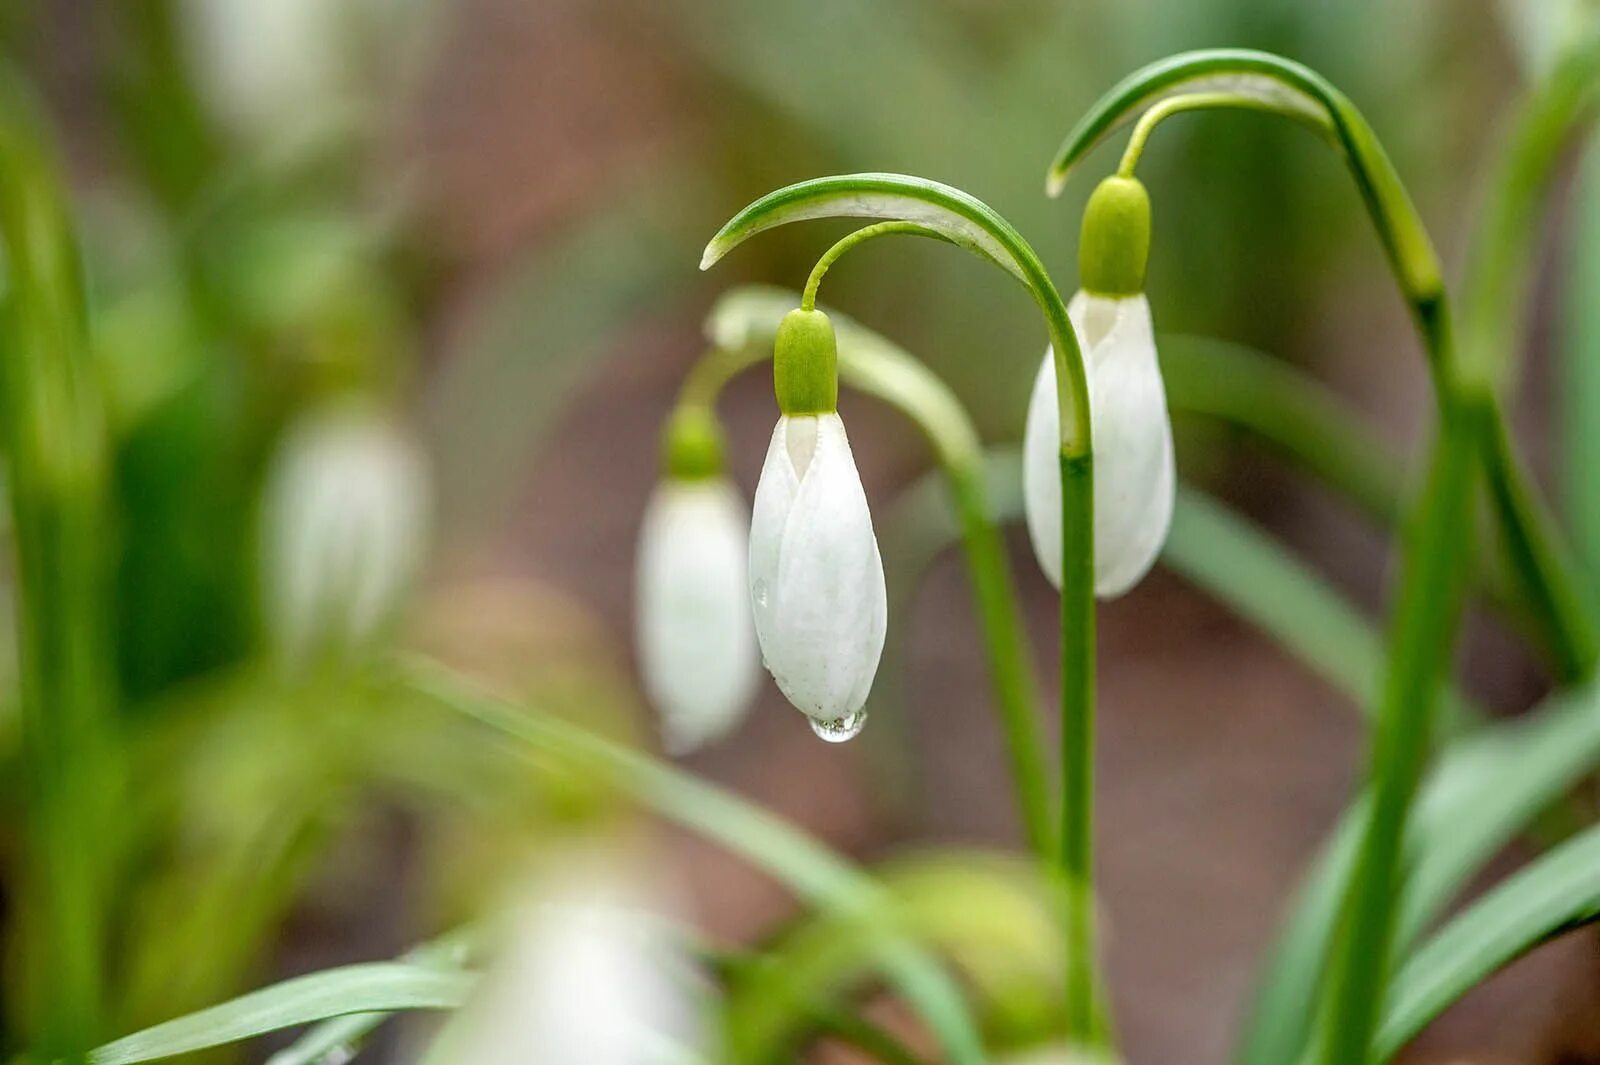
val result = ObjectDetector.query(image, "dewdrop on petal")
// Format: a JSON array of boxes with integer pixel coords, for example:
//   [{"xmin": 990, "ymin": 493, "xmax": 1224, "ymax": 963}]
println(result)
[
  {"xmin": 749, "ymin": 309, "xmax": 887, "ymax": 740},
  {"xmin": 1023, "ymin": 176, "xmax": 1174, "ymax": 598},
  {"xmin": 635, "ymin": 408, "xmax": 760, "ymax": 753},
  {"xmin": 260, "ymin": 398, "xmax": 429, "ymax": 666}
]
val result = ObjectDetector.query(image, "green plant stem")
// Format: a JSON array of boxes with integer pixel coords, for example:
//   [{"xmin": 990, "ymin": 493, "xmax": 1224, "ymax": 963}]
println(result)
[
  {"xmin": 702, "ymin": 175, "xmax": 1106, "ymax": 1057},
  {"xmin": 700, "ymin": 289, "xmax": 1055, "ymax": 856},
  {"xmin": 1319, "ymin": 398, "xmax": 1480, "ymax": 1065},
  {"xmin": 0, "ymin": 75, "xmax": 118, "ymax": 1057},
  {"xmin": 800, "ymin": 221, "xmax": 953, "ymax": 311}
]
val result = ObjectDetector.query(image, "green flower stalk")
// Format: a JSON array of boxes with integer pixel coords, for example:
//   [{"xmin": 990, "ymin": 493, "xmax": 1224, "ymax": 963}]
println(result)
[{"xmin": 700, "ymin": 176, "xmax": 1111, "ymax": 1058}]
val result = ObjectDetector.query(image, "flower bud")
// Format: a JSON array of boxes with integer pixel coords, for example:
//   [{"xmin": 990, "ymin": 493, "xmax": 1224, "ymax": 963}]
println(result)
[
  {"xmin": 749, "ymin": 411, "xmax": 886, "ymax": 739},
  {"xmin": 260, "ymin": 399, "xmax": 430, "ymax": 666},
  {"xmin": 1023, "ymin": 291, "xmax": 1174, "ymax": 598},
  {"xmin": 635, "ymin": 467, "xmax": 759, "ymax": 753}
]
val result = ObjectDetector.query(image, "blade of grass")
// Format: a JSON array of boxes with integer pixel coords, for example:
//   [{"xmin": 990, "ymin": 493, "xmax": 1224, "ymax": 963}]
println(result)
[
  {"xmin": 1375, "ymin": 817, "xmax": 1600, "ymax": 1059},
  {"xmin": 1236, "ymin": 678, "xmax": 1600, "ymax": 1065},
  {"xmin": 89, "ymin": 964, "xmax": 474, "ymax": 1065}
]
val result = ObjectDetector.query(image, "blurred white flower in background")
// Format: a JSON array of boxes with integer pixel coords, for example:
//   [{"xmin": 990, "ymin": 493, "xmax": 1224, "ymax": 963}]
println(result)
[
  {"xmin": 260, "ymin": 399, "xmax": 430, "ymax": 667},
  {"xmin": 181, "ymin": 0, "xmax": 438, "ymax": 135},
  {"xmin": 442, "ymin": 850, "xmax": 708, "ymax": 1065},
  {"xmin": 636, "ymin": 476, "xmax": 759, "ymax": 753}
]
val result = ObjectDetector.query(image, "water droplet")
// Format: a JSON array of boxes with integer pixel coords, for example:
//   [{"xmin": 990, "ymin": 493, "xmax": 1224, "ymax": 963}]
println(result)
[
  {"xmin": 809, "ymin": 710, "xmax": 867, "ymax": 743},
  {"xmin": 753, "ymin": 579, "xmax": 769, "ymax": 608}
]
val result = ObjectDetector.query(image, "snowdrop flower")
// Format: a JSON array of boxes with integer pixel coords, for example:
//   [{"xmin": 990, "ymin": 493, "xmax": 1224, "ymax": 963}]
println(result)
[
  {"xmin": 260, "ymin": 398, "xmax": 429, "ymax": 666},
  {"xmin": 635, "ymin": 408, "xmax": 760, "ymax": 753},
  {"xmin": 750, "ymin": 309, "xmax": 887, "ymax": 740},
  {"xmin": 1024, "ymin": 176, "xmax": 1174, "ymax": 598},
  {"xmin": 441, "ymin": 850, "xmax": 707, "ymax": 1065}
]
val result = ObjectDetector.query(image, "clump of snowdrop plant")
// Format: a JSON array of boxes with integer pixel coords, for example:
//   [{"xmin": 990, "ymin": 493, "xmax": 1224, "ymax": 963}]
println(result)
[
  {"xmin": 1024, "ymin": 175, "xmax": 1174, "ymax": 597},
  {"xmin": 749, "ymin": 307, "xmax": 888, "ymax": 740},
  {"xmin": 635, "ymin": 406, "xmax": 760, "ymax": 752},
  {"xmin": 64, "ymin": 38, "xmax": 1600, "ymax": 1065},
  {"xmin": 260, "ymin": 397, "xmax": 430, "ymax": 668}
]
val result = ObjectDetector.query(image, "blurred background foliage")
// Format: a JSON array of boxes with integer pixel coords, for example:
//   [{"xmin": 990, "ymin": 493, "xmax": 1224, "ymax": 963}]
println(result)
[{"xmin": 0, "ymin": 0, "xmax": 1584, "ymax": 1061}]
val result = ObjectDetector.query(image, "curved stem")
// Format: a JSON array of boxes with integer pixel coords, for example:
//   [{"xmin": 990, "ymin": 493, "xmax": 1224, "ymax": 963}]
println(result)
[
  {"xmin": 1115, "ymin": 91, "xmax": 1307, "ymax": 177},
  {"xmin": 695, "ymin": 290, "xmax": 1053, "ymax": 857},
  {"xmin": 801, "ymin": 221, "xmax": 954, "ymax": 311}
]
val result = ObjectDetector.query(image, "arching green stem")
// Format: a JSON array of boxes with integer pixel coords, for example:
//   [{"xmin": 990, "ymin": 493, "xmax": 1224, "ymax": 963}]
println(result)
[
  {"xmin": 1051, "ymin": 51, "xmax": 1483, "ymax": 1065},
  {"xmin": 706, "ymin": 285, "xmax": 1053, "ymax": 858},
  {"xmin": 701, "ymin": 175, "xmax": 1108, "ymax": 1057},
  {"xmin": 800, "ymin": 221, "xmax": 957, "ymax": 312},
  {"xmin": 1063, "ymin": 47, "xmax": 1596, "ymax": 682},
  {"xmin": 1115, "ymin": 91, "xmax": 1315, "ymax": 178}
]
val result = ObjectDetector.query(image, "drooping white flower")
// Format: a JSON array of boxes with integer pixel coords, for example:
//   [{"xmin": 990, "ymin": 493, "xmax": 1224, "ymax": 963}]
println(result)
[
  {"xmin": 440, "ymin": 851, "xmax": 707, "ymax": 1065},
  {"xmin": 260, "ymin": 399, "xmax": 430, "ymax": 665},
  {"xmin": 1023, "ymin": 290, "xmax": 1174, "ymax": 598},
  {"xmin": 635, "ymin": 476, "xmax": 760, "ymax": 753},
  {"xmin": 749, "ymin": 411, "xmax": 887, "ymax": 738}
]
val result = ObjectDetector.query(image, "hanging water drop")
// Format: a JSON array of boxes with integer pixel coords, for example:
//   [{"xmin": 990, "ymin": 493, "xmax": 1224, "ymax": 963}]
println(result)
[
  {"xmin": 809, "ymin": 709, "xmax": 866, "ymax": 743},
  {"xmin": 753, "ymin": 578, "xmax": 770, "ymax": 608}
]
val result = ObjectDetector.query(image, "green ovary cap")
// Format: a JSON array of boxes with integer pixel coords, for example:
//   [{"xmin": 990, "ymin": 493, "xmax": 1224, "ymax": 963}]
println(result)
[
  {"xmin": 773, "ymin": 308, "xmax": 839, "ymax": 416},
  {"xmin": 1079, "ymin": 175, "xmax": 1151, "ymax": 297},
  {"xmin": 663, "ymin": 405, "xmax": 725, "ymax": 480}
]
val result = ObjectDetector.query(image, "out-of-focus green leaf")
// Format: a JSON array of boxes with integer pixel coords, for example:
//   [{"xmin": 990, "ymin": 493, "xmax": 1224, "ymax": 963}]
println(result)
[
  {"xmin": 89, "ymin": 963, "xmax": 473, "ymax": 1065},
  {"xmin": 725, "ymin": 851, "xmax": 1063, "ymax": 1059},
  {"xmin": 1236, "ymin": 680, "xmax": 1600, "ymax": 1065},
  {"xmin": 1376, "ymin": 818, "xmax": 1600, "ymax": 1059},
  {"xmin": 399, "ymin": 658, "xmax": 990, "ymax": 1065},
  {"xmin": 1562, "ymin": 133, "xmax": 1600, "ymax": 602}
]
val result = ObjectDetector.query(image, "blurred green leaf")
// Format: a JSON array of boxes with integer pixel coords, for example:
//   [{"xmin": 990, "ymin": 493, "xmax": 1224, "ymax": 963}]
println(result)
[
  {"xmin": 399, "ymin": 657, "xmax": 990, "ymax": 1065},
  {"xmin": 90, "ymin": 963, "xmax": 473, "ymax": 1065},
  {"xmin": 1376, "ymin": 816, "xmax": 1600, "ymax": 1059}
]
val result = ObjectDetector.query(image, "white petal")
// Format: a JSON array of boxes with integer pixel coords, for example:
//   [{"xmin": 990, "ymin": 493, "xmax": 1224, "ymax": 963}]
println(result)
[
  {"xmin": 749, "ymin": 414, "xmax": 886, "ymax": 722},
  {"xmin": 1023, "ymin": 348, "xmax": 1064, "ymax": 590},
  {"xmin": 1020, "ymin": 293, "xmax": 1174, "ymax": 598},
  {"xmin": 635, "ymin": 479, "xmax": 760, "ymax": 752}
]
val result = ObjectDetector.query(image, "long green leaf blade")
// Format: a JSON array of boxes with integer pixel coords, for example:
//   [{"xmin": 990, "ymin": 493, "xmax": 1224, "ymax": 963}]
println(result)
[
  {"xmin": 90, "ymin": 964, "xmax": 474, "ymax": 1065},
  {"xmin": 1376, "ymin": 819, "xmax": 1600, "ymax": 1059}
]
